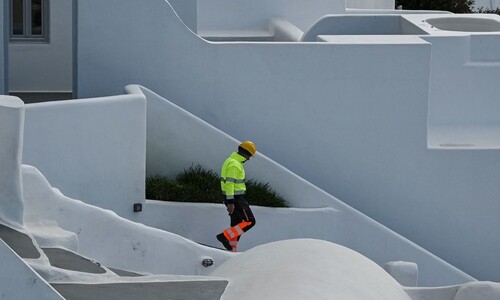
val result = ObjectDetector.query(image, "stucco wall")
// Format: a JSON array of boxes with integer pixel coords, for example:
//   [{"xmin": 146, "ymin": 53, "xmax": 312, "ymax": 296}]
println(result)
[
  {"xmin": 168, "ymin": 0, "xmax": 197, "ymax": 32},
  {"xmin": 1, "ymin": 0, "xmax": 7, "ymax": 94},
  {"xmin": 197, "ymin": 0, "xmax": 400, "ymax": 33},
  {"xmin": 197, "ymin": 0, "xmax": 345, "ymax": 31},
  {"xmin": 22, "ymin": 94, "xmax": 147, "ymax": 220},
  {"xmin": 21, "ymin": 165, "xmax": 232, "ymax": 276},
  {"xmin": 426, "ymin": 34, "xmax": 500, "ymax": 127},
  {"xmin": 0, "ymin": 96, "xmax": 25, "ymax": 228},
  {"xmin": 75, "ymin": 0, "xmax": 500, "ymax": 282},
  {"xmin": 346, "ymin": 0, "xmax": 394, "ymax": 9},
  {"xmin": 130, "ymin": 85, "xmax": 473, "ymax": 286},
  {"xmin": 147, "ymin": 202, "xmax": 468, "ymax": 289},
  {"xmin": 301, "ymin": 14, "xmax": 427, "ymax": 41},
  {"xmin": 9, "ymin": 0, "xmax": 72, "ymax": 92}
]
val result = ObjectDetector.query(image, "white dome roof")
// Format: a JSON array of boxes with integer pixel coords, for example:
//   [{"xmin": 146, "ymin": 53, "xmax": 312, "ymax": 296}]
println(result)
[{"xmin": 211, "ymin": 239, "xmax": 411, "ymax": 300}]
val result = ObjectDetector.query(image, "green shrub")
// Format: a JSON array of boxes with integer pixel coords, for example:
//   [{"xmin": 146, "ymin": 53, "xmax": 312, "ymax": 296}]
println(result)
[
  {"xmin": 146, "ymin": 164, "xmax": 288, "ymax": 207},
  {"xmin": 245, "ymin": 180, "xmax": 288, "ymax": 207}
]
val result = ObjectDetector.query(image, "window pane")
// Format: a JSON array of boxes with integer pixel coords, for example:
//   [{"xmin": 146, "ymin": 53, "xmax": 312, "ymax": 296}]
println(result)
[
  {"xmin": 31, "ymin": 0, "xmax": 43, "ymax": 35},
  {"xmin": 12, "ymin": 0, "xmax": 24, "ymax": 35}
]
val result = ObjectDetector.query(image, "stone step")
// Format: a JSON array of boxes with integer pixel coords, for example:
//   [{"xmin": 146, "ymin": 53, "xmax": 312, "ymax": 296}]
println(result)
[
  {"xmin": 42, "ymin": 247, "xmax": 106, "ymax": 274},
  {"xmin": 51, "ymin": 279, "xmax": 228, "ymax": 300},
  {"xmin": 0, "ymin": 223, "xmax": 40, "ymax": 259}
]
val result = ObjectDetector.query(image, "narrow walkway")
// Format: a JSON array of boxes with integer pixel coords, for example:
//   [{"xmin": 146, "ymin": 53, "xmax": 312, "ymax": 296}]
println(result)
[
  {"xmin": 0, "ymin": 224, "xmax": 40, "ymax": 259},
  {"xmin": 52, "ymin": 280, "xmax": 228, "ymax": 300},
  {"xmin": 0, "ymin": 223, "xmax": 227, "ymax": 299},
  {"xmin": 42, "ymin": 247, "xmax": 106, "ymax": 274}
]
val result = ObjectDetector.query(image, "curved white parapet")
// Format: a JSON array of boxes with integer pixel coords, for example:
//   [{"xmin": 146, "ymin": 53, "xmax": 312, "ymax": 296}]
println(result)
[
  {"xmin": 0, "ymin": 96, "xmax": 25, "ymax": 229},
  {"xmin": 211, "ymin": 239, "xmax": 411, "ymax": 300},
  {"xmin": 21, "ymin": 164, "xmax": 233, "ymax": 276},
  {"xmin": 301, "ymin": 15, "xmax": 427, "ymax": 42},
  {"xmin": 426, "ymin": 17, "xmax": 500, "ymax": 32}
]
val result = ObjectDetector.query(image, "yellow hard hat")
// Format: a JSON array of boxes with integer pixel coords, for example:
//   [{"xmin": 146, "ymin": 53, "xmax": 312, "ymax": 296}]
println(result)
[{"xmin": 240, "ymin": 141, "xmax": 257, "ymax": 157}]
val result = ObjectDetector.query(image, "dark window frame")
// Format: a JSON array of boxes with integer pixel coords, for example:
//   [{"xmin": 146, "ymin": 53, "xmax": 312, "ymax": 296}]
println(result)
[{"xmin": 10, "ymin": 0, "xmax": 50, "ymax": 43}]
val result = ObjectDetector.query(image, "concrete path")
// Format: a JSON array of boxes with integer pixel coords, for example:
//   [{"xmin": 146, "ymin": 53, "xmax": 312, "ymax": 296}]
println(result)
[
  {"xmin": 0, "ymin": 224, "xmax": 40, "ymax": 258},
  {"xmin": 0, "ymin": 223, "xmax": 228, "ymax": 299},
  {"xmin": 42, "ymin": 247, "xmax": 106, "ymax": 274},
  {"xmin": 52, "ymin": 280, "xmax": 228, "ymax": 300},
  {"xmin": 108, "ymin": 267, "xmax": 144, "ymax": 277}
]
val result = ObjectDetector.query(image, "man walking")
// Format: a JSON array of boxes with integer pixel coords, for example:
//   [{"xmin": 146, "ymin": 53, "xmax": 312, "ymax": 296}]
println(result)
[{"xmin": 216, "ymin": 141, "xmax": 257, "ymax": 252}]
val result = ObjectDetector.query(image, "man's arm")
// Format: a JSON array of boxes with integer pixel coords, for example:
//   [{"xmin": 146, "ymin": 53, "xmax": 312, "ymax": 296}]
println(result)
[{"xmin": 225, "ymin": 166, "xmax": 238, "ymax": 214}]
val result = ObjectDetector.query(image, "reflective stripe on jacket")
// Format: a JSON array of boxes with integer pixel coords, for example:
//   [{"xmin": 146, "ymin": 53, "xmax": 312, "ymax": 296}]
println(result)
[{"xmin": 220, "ymin": 152, "xmax": 246, "ymax": 202}]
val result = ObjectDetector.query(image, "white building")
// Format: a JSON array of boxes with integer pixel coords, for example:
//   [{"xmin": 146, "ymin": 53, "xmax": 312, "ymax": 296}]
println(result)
[{"xmin": 1, "ymin": 0, "xmax": 500, "ymax": 298}]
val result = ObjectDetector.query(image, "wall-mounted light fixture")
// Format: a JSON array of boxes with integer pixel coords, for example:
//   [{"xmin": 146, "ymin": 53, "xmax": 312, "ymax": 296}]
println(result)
[{"xmin": 133, "ymin": 203, "xmax": 143, "ymax": 212}]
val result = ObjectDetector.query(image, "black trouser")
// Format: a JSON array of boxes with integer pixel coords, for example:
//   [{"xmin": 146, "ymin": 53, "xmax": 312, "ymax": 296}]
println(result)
[{"xmin": 225, "ymin": 194, "xmax": 256, "ymax": 237}]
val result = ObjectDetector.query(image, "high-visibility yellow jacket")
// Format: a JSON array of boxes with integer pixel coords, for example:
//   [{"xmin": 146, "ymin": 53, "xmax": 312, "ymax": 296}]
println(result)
[{"xmin": 220, "ymin": 152, "xmax": 247, "ymax": 202}]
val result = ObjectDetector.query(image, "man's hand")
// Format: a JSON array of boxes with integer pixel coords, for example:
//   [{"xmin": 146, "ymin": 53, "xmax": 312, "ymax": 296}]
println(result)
[{"xmin": 227, "ymin": 203, "xmax": 235, "ymax": 215}]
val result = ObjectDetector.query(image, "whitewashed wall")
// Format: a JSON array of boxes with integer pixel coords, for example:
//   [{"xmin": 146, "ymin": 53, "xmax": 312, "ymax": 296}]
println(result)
[
  {"xmin": 1, "ymin": 0, "xmax": 7, "ymax": 94},
  {"xmin": 22, "ymin": 94, "xmax": 147, "ymax": 220},
  {"xmin": 426, "ymin": 34, "xmax": 500, "ymax": 127},
  {"xmin": 140, "ymin": 201, "xmax": 474, "ymax": 287},
  {"xmin": 168, "ymin": 0, "xmax": 197, "ymax": 32},
  {"xmin": 130, "ymin": 85, "xmax": 473, "ymax": 286},
  {"xmin": 197, "ymin": 0, "xmax": 345, "ymax": 31},
  {"xmin": 346, "ymin": 0, "xmax": 394, "ymax": 9},
  {"xmin": 301, "ymin": 14, "xmax": 427, "ymax": 41},
  {"xmin": 21, "ymin": 165, "xmax": 232, "ymax": 275},
  {"xmin": 75, "ymin": 0, "xmax": 500, "ymax": 282},
  {"xmin": 0, "ymin": 96, "xmax": 64, "ymax": 299},
  {"xmin": 0, "ymin": 96, "xmax": 25, "ymax": 228},
  {"xmin": 9, "ymin": 0, "xmax": 72, "ymax": 93}
]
